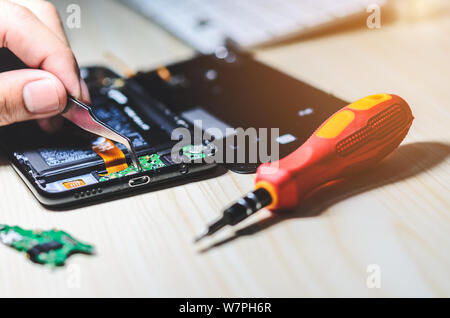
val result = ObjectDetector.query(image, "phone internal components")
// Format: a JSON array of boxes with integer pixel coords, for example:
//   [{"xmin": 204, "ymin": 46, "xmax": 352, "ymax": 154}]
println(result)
[
  {"xmin": 92, "ymin": 137, "xmax": 128, "ymax": 173},
  {"xmin": 98, "ymin": 154, "xmax": 166, "ymax": 181},
  {"xmin": 97, "ymin": 145, "xmax": 208, "ymax": 181}
]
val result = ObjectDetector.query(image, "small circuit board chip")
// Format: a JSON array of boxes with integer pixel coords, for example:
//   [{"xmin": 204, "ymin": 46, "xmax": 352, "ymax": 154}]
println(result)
[
  {"xmin": 182, "ymin": 145, "xmax": 207, "ymax": 161},
  {"xmin": 0, "ymin": 225, "xmax": 94, "ymax": 267}
]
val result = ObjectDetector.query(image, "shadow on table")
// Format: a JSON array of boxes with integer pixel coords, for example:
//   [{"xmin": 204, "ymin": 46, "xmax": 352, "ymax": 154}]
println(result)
[{"xmin": 199, "ymin": 141, "xmax": 450, "ymax": 253}]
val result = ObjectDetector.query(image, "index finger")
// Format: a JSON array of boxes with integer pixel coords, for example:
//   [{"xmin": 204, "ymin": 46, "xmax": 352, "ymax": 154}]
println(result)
[
  {"xmin": 0, "ymin": 0, "xmax": 82, "ymax": 99},
  {"xmin": 7, "ymin": 0, "xmax": 69, "ymax": 45}
]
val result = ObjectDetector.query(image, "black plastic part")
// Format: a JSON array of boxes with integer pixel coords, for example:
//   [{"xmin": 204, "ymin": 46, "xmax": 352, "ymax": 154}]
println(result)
[
  {"xmin": 223, "ymin": 188, "xmax": 272, "ymax": 225},
  {"xmin": 197, "ymin": 187, "xmax": 273, "ymax": 241},
  {"xmin": 133, "ymin": 49, "xmax": 347, "ymax": 174}
]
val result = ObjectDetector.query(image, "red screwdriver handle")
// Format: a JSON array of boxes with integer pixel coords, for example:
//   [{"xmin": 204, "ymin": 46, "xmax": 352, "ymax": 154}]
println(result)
[{"xmin": 255, "ymin": 94, "xmax": 414, "ymax": 211}]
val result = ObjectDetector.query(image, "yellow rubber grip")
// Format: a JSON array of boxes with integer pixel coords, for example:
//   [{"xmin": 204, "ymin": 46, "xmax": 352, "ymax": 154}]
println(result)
[
  {"xmin": 316, "ymin": 110, "xmax": 355, "ymax": 139},
  {"xmin": 348, "ymin": 94, "xmax": 392, "ymax": 110}
]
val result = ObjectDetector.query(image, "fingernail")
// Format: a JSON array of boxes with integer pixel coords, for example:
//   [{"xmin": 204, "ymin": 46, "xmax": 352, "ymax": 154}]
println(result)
[
  {"xmin": 23, "ymin": 79, "xmax": 61, "ymax": 114},
  {"xmin": 80, "ymin": 79, "xmax": 91, "ymax": 104}
]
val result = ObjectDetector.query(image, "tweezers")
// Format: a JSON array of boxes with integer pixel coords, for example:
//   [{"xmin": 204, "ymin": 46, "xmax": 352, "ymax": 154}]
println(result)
[{"xmin": 62, "ymin": 96, "xmax": 143, "ymax": 171}]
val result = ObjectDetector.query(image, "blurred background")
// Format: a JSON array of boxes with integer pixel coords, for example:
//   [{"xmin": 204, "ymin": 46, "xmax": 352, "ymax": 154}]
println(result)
[
  {"xmin": 51, "ymin": 0, "xmax": 450, "ymax": 70},
  {"xmin": 49, "ymin": 0, "xmax": 450, "ymax": 106},
  {"xmin": 48, "ymin": 0, "xmax": 449, "ymax": 141}
]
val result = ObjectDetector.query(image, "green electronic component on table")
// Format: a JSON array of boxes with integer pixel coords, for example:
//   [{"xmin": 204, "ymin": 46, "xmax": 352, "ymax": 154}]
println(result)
[{"xmin": 0, "ymin": 225, "xmax": 94, "ymax": 267}]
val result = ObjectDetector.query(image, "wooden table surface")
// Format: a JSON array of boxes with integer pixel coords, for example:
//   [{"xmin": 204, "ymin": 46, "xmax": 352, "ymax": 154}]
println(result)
[{"xmin": 0, "ymin": 0, "xmax": 449, "ymax": 297}]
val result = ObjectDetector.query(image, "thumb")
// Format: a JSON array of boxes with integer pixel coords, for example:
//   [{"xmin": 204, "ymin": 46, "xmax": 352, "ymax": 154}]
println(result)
[{"xmin": 0, "ymin": 69, "xmax": 67, "ymax": 126}]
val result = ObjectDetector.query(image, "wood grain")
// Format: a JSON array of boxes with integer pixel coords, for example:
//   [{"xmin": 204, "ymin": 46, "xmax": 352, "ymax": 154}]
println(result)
[{"xmin": 0, "ymin": 0, "xmax": 448, "ymax": 297}]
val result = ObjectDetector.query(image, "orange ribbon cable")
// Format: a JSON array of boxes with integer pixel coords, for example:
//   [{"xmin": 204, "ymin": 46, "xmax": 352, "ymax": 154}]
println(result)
[{"xmin": 92, "ymin": 138, "xmax": 129, "ymax": 174}]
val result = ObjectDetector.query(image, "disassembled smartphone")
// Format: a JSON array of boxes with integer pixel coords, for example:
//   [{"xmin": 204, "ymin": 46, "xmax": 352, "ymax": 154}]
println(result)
[{"xmin": 0, "ymin": 49, "xmax": 347, "ymax": 208}]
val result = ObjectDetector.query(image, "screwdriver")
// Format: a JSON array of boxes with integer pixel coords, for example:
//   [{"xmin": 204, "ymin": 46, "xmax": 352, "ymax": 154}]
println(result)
[{"xmin": 195, "ymin": 94, "xmax": 414, "ymax": 242}]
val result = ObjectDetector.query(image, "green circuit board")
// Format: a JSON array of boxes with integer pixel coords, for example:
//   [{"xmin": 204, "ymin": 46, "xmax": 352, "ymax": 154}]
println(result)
[
  {"xmin": 0, "ymin": 225, "xmax": 94, "ymax": 267},
  {"xmin": 98, "ymin": 145, "xmax": 206, "ymax": 181},
  {"xmin": 183, "ymin": 145, "xmax": 207, "ymax": 161},
  {"xmin": 98, "ymin": 153, "xmax": 166, "ymax": 181}
]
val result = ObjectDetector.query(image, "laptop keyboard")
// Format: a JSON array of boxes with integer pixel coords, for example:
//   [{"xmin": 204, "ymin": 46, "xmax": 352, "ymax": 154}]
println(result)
[{"xmin": 119, "ymin": 0, "xmax": 386, "ymax": 53}]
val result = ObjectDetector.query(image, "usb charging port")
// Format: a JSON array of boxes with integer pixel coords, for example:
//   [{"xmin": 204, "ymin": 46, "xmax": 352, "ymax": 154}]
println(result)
[{"xmin": 128, "ymin": 176, "xmax": 151, "ymax": 187}]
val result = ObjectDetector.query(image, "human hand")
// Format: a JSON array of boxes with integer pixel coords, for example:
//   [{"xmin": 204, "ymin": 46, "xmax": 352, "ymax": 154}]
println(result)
[{"xmin": 0, "ymin": 0, "xmax": 90, "ymax": 131}]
